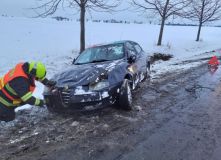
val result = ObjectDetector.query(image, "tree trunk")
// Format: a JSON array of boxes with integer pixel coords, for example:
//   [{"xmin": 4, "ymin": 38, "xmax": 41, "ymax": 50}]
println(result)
[
  {"xmin": 196, "ymin": 22, "xmax": 202, "ymax": 41},
  {"xmin": 80, "ymin": 6, "xmax": 86, "ymax": 53},
  {"xmin": 196, "ymin": 0, "xmax": 205, "ymax": 42},
  {"xmin": 157, "ymin": 17, "xmax": 166, "ymax": 46},
  {"xmin": 157, "ymin": 0, "xmax": 170, "ymax": 46}
]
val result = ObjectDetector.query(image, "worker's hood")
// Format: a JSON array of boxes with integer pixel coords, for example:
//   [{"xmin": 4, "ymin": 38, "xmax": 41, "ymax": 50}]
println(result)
[{"xmin": 52, "ymin": 60, "xmax": 127, "ymax": 87}]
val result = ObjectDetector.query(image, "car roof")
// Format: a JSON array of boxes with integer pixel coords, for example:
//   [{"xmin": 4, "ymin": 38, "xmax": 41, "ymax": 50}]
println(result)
[{"xmin": 88, "ymin": 40, "xmax": 134, "ymax": 49}]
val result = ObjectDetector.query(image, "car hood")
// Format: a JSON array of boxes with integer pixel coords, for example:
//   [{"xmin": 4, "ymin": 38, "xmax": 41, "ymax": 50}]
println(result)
[{"xmin": 52, "ymin": 59, "xmax": 127, "ymax": 87}]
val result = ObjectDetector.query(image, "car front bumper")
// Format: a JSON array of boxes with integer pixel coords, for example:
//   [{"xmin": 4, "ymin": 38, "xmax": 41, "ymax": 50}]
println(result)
[{"xmin": 43, "ymin": 83, "xmax": 122, "ymax": 113}]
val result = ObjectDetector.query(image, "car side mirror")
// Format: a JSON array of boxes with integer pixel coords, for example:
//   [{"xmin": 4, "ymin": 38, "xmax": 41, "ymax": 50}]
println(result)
[
  {"xmin": 72, "ymin": 58, "xmax": 76, "ymax": 64},
  {"xmin": 128, "ymin": 54, "xmax": 136, "ymax": 63}
]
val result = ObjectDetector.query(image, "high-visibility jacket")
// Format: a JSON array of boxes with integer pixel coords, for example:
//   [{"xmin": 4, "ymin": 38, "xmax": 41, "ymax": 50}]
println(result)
[{"xmin": 0, "ymin": 63, "xmax": 36, "ymax": 107}]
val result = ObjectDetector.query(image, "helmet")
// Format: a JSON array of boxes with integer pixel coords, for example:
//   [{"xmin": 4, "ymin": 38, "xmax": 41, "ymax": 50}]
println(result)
[{"xmin": 29, "ymin": 62, "xmax": 46, "ymax": 80}]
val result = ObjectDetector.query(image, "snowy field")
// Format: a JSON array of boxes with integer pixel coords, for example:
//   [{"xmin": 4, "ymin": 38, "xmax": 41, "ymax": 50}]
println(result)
[{"xmin": 0, "ymin": 17, "xmax": 220, "ymax": 110}]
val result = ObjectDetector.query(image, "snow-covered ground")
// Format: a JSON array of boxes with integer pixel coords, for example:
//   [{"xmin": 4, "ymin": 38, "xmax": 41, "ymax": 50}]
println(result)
[{"xmin": 0, "ymin": 17, "xmax": 220, "ymax": 111}]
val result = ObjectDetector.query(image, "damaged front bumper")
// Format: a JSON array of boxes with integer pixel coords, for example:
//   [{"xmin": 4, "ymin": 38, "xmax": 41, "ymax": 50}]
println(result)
[{"xmin": 43, "ymin": 83, "xmax": 121, "ymax": 112}]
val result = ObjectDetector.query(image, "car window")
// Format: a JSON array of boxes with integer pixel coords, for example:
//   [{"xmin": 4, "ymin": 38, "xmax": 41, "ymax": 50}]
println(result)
[
  {"xmin": 75, "ymin": 48, "xmax": 93, "ymax": 64},
  {"xmin": 106, "ymin": 44, "xmax": 124, "ymax": 60},
  {"xmin": 126, "ymin": 42, "xmax": 137, "ymax": 57},
  {"xmin": 134, "ymin": 44, "xmax": 142, "ymax": 54},
  {"xmin": 74, "ymin": 43, "xmax": 124, "ymax": 64}
]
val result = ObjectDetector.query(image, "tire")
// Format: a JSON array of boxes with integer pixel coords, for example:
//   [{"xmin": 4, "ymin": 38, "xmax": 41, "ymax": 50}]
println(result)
[
  {"xmin": 118, "ymin": 79, "xmax": 133, "ymax": 110},
  {"xmin": 143, "ymin": 61, "xmax": 151, "ymax": 81}
]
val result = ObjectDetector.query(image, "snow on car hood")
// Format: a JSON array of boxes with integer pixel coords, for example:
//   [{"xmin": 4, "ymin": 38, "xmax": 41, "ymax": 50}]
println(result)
[{"xmin": 52, "ymin": 59, "xmax": 127, "ymax": 87}]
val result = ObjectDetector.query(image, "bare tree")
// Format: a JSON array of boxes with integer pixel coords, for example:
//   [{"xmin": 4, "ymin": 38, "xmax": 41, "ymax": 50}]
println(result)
[
  {"xmin": 132, "ymin": 0, "xmax": 190, "ymax": 46},
  {"xmin": 34, "ymin": 0, "xmax": 120, "ymax": 52},
  {"xmin": 184, "ymin": 0, "xmax": 221, "ymax": 41}
]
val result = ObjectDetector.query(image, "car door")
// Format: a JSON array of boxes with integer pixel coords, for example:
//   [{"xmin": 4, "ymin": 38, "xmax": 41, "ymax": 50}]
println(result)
[
  {"xmin": 125, "ymin": 41, "xmax": 142, "ymax": 87},
  {"xmin": 133, "ymin": 42, "xmax": 147, "ymax": 74}
]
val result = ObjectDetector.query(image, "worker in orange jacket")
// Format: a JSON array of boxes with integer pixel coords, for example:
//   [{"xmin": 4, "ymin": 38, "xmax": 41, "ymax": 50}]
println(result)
[{"xmin": 0, "ymin": 62, "xmax": 56, "ymax": 122}]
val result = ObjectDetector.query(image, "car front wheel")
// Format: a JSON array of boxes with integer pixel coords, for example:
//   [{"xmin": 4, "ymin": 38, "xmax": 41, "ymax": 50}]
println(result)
[{"xmin": 118, "ymin": 79, "xmax": 133, "ymax": 110}]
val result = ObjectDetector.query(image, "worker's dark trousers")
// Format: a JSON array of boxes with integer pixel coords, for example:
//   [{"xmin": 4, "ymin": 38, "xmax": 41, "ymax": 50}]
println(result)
[{"xmin": 0, "ymin": 103, "xmax": 15, "ymax": 122}]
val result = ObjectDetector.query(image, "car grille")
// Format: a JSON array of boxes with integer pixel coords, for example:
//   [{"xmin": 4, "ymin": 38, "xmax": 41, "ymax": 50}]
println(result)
[{"xmin": 60, "ymin": 88, "xmax": 71, "ymax": 105}]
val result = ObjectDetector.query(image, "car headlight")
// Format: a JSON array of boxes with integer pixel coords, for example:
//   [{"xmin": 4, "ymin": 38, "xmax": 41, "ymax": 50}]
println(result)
[
  {"xmin": 89, "ymin": 81, "xmax": 109, "ymax": 91},
  {"xmin": 128, "ymin": 65, "xmax": 137, "ymax": 73}
]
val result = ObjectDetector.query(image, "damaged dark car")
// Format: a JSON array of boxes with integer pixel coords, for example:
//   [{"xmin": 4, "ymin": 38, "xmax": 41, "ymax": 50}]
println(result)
[{"xmin": 44, "ymin": 40, "xmax": 150, "ymax": 113}]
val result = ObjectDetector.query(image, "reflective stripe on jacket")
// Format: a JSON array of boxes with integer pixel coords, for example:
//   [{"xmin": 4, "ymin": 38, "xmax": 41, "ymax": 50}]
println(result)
[
  {"xmin": 0, "ymin": 63, "xmax": 36, "ymax": 107},
  {"xmin": 0, "ymin": 77, "xmax": 4, "ymax": 90}
]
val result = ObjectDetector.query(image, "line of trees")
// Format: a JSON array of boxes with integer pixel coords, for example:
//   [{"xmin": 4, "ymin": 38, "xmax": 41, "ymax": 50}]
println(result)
[
  {"xmin": 132, "ymin": 0, "xmax": 191, "ymax": 46},
  {"xmin": 132, "ymin": 0, "xmax": 221, "ymax": 45},
  {"xmin": 183, "ymin": 0, "xmax": 221, "ymax": 41},
  {"xmin": 33, "ymin": 0, "xmax": 221, "ymax": 52}
]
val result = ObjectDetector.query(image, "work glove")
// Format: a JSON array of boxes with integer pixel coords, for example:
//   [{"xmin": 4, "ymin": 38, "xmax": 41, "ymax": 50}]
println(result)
[
  {"xmin": 39, "ymin": 99, "xmax": 46, "ymax": 107},
  {"xmin": 43, "ymin": 79, "xmax": 57, "ymax": 88},
  {"xmin": 47, "ymin": 80, "xmax": 57, "ymax": 87},
  {"xmin": 41, "ymin": 78, "xmax": 56, "ymax": 88}
]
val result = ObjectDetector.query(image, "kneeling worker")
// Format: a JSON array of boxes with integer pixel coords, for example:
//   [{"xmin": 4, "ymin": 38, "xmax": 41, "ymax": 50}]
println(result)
[{"xmin": 0, "ymin": 62, "xmax": 56, "ymax": 122}]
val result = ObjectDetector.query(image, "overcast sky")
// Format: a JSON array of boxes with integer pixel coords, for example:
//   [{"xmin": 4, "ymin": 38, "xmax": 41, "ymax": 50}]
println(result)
[
  {"xmin": 0, "ymin": 0, "xmax": 36, "ymax": 17},
  {"xmin": 0, "ymin": 0, "xmax": 145, "ymax": 21},
  {"xmin": 0, "ymin": 0, "xmax": 220, "ymax": 25}
]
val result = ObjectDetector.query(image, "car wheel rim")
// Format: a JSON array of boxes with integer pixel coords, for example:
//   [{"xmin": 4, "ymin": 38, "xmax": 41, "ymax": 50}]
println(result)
[{"xmin": 132, "ymin": 80, "xmax": 136, "ymax": 90}]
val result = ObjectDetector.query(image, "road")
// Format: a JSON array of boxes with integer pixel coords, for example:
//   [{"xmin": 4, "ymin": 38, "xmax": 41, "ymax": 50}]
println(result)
[{"xmin": 1, "ymin": 63, "xmax": 221, "ymax": 160}]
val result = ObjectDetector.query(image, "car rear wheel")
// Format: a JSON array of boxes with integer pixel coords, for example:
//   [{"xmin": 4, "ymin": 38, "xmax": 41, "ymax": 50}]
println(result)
[
  {"xmin": 143, "ymin": 61, "xmax": 151, "ymax": 81},
  {"xmin": 118, "ymin": 79, "xmax": 133, "ymax": 110}
]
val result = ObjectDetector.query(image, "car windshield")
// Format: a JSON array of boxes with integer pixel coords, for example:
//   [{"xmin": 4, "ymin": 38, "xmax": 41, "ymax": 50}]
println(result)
[{"xmin": 74, "ymin": 43, "xmax": 124, "ymax": 64}]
